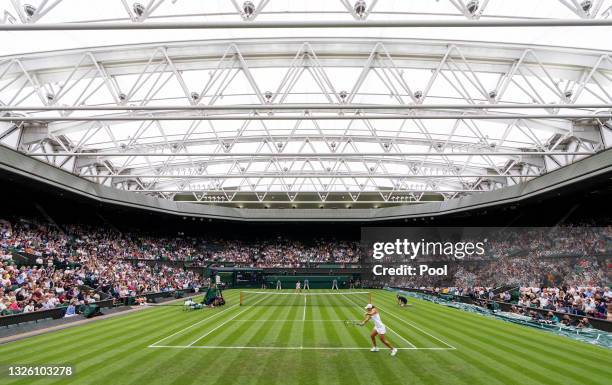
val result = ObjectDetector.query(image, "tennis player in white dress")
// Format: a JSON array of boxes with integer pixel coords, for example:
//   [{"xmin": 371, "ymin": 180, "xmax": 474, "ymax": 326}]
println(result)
[{"xmin": 360, "ymin": 304, "xmax": 398, "ymax": 356}]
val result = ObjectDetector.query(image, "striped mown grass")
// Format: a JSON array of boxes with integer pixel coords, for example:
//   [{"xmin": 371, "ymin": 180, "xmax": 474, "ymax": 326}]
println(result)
[{"xmin": 0, "ymin": 289, "xmax": 610, "ymax": 385}]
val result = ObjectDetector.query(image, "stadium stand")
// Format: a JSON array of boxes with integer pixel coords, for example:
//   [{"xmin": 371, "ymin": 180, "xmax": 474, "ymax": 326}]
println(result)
[{"xmin": 2, "ymin": 215, "xmax": 609, "ymax": 327}]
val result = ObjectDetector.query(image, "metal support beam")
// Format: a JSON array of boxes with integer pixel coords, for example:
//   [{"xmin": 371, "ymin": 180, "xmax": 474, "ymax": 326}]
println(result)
[
  {"xmin": 130, "ymin": 189, "xmax": 482, "ymax": 193},
  {"xmin": 179, "ymin": 201, "xmax": 427, "ymax": 204},
  {"xmin": 103, "ymin": 174, "xmax": 533, "ymax": 179},
  {"xmin": 1, "ymin": 19, "xmax": 612, "ymax": 31},
  {"xmin": 2, "ymin": 114, "xmax": 611, "ymax": 122},
  {"xmin": 1, "ymin": 103, "xmax": 611, "ymax": 112},
  {"xmin": 26, "ymin": 151, "xmax": 593, "ymax": 157}
]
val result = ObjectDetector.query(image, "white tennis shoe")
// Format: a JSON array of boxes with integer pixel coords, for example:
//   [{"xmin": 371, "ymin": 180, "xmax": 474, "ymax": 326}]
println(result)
[{"xmin": 370, "ymin": 347, "xmax": 379, "ymax": 352}]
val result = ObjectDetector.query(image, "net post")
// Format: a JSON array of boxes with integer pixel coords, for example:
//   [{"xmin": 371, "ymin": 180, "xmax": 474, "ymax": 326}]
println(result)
[
  {"xmin": 368, "ymin": 292, "xmax": 372, "ymax": 304},
  {"xmin": 240, "ymin": 291, "xmax": 243, "ymax": 306}
]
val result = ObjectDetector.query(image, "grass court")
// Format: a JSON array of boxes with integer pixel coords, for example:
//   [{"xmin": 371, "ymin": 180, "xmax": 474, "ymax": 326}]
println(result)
[{"xmin": 0, "ymin": 289, "xmax": 610, "ymax": 385}]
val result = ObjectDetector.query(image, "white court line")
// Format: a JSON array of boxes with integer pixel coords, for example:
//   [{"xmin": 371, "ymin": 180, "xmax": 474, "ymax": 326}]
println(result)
[
  {"xmin": 302, "ymin": 295, "xmax": 307, "ymax": 321},
  {"xmin": 148, "ymin": 345, "xmax": 454, "ymax": 350},
  {"xmin": 186, "ymin": 295, "xmax": 267, "ymax": 347},
  {"xmin": 148, "ymin": 303, "xmax": 239, "ymax": 347},
  {"xmin": 230, "ymin": 319, "xmax": 347, "ymax": 322},
  {"xmin": 386, "ymin": 326, "xmax": 417, "ymax": 348},
  {"xmin": 377, "ymin": 304, "xmax": 457, "ymax": 350},
  {"xmin": 341, "ymin": 293, "xmax": 417, "ymax": 349}
]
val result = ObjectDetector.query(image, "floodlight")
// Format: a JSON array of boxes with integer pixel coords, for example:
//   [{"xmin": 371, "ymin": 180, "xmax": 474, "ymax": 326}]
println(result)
[
  {"xmin": 354, "ymin": 1, "xmax": 367, "ymax": 18},
  {"xmin": 133, "ymin": 3, "xmax": 145, "ymax": 17},
  {"xmin": 581, "ymin": 0, "xmax": 593, "ymax": 13},
  {"xmin": 466, "ymin": 0, "xmax": 479, "ymax": 15},
  {"xmin": 23, "ymin": 4, "xmax": 36, "ymax": 18},
  {"xmin": 243, "ymin": 1, "xmax": 255, "ymax": 17}
]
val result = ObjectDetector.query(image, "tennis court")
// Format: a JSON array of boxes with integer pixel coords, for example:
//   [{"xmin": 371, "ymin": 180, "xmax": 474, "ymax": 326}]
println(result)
[
  {"xmin": 148, "ymin": 290, "xmax": 455, "ymax": 351},
  {"xmin": 1, "ymin": 289, "xmax": 610, "ymax": 385}
]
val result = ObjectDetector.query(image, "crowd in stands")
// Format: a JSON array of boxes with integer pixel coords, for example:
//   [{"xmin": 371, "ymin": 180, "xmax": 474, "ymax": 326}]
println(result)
[
  {"xmin": 480, "ymin": 225, "xmax": 610, "ymax": 260},
  {"xmin": 378, "ymin": 226, "xmax": 611, "ymax": 324},
  {"xmin": 409, "ymin": 286, "xmax": 611, "ymax": 324},
  {"xmin": 452, "ymin": 255, "xmax": 609, "ymax": 288},
  {"xmin": 203, "ymin": 238, "xmax": 359, "ymax": 268},
  {"xmin": 1, "ymin": 219, "xmax": 360, "ymax": 267},
  {"xmin": 0, "ymin": 220, "xmax": 205, "ymax": 317},
  {"xmin": 1, "ymin": 217, "xmax": 610, "ymax": 320},
  {"xmin": 446, "ymin": 286, "xmax": 609, "ymax": 318},
  {"xmin": 513, "ymin": 286, "xmax": 611, "ymax": 321},
  {"xmin": 385, "ymin": 225, "xmax": 611, "ymax": 262},
  {"xmin": 0, "ymin": 217, "xmax": 359, "ymax": 317}
]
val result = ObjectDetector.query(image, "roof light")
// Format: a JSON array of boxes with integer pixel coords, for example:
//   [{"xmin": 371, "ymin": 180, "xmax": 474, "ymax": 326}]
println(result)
[
  {"xmin": 23, "ymin": 4, "xmax": 36, "ymax": 18},
  {"xmin": 354, "ymin": 1, "xmax": 367, "ymax": 18},
  {"xmin": 581, "ymin": 0, "xmax": 593, "ymax": 13},
  {"xmin": 466, "ymin": 1, "xmax": 479, "ymax": 15},
  {"xmin": 133, "ymin": 3, "xmax": 146, "ymax": 17},
  {"xmin": 243, "ymin": 1, "xmax": 255, "ymax": 18}
]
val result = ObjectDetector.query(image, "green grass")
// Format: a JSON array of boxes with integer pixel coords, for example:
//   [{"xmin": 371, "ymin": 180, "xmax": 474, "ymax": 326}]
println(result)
[{"xmin": 0, "ymin": 289, "xmax": 610, "ymax": 385}]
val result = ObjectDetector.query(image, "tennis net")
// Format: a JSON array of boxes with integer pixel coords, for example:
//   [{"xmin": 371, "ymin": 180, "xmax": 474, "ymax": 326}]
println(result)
[{"xmin": 239, "ymin": 291, "xmax": 371, "ymax": 307}]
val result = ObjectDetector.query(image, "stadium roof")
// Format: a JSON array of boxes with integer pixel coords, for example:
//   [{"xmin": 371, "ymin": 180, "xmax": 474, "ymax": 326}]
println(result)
[{"xmin": 1, "ymin": 0, "xmax": 611, "ymax": 209}]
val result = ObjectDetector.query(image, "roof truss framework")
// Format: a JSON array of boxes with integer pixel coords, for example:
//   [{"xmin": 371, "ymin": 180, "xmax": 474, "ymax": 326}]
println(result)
[
  {"xmin": 0, "ymin": 37, "xmax": 610, "ymax": 205},
  {"xmin": 2, "ymin": 0, "xmax": 612, "ymax": 24}
]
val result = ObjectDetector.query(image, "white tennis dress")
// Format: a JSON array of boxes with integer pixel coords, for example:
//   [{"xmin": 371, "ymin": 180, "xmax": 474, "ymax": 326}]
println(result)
[{"xmin": 371, "ymin": 311, "xmax": 386, "ymax": 334}]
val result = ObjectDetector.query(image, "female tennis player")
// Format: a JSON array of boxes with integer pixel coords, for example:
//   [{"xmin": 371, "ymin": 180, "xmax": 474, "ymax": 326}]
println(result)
[{"xmin": 360, "ymin": 304, "xmax": 398, "ymax": 356}]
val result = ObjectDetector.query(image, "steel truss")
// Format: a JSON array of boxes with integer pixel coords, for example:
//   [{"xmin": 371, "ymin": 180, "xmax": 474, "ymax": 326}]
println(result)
[
  {"xmin": 1, "ymin": 0, "xmax": 612, "ymax": 25},
  {"xmin": 1, "ymin": 37, "xmax": 611, "ymax": 205},
  {"xmin": 4, "ymin": 19, "xmax": 612, "ymax": 30}
]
